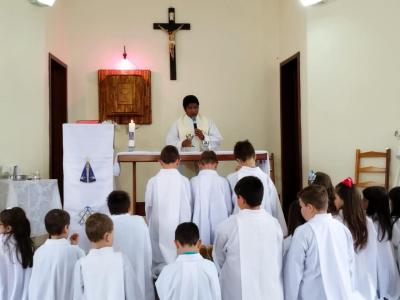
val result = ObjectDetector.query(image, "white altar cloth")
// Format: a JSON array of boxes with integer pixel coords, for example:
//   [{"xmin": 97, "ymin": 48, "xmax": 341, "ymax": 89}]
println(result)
[{"xmin": 0, "ymin": 179, "xmax": 61, "ymax": 236}]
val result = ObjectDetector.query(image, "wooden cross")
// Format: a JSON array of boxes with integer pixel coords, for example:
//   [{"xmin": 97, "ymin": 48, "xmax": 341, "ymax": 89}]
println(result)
[{"xmin": 153, "ymin": 7, "xmax": 190, "ymax": 80}]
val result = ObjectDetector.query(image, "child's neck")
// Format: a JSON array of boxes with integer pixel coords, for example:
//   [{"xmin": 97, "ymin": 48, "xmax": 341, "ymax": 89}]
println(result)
[
  {"xmin": 162, "ymin": 163, "xmax": 178, "ymax": 169},
  {"xmin": 199, "ymin": 163, "xmax": 217, "ymax": 170},
  {"xmin": 50, "ymin": 233, "xmax": 68, "ymax": 240},
  {"xmin": 91, "ymin": 240, "xmax": 112, "ymax": 249},
  {"xmin": 239, "ymin": 158, "xmax": 256, "ymax": 168},
  {"xmin": 177, "ymin": 245, "xmax": 199, "ymax": 255}
]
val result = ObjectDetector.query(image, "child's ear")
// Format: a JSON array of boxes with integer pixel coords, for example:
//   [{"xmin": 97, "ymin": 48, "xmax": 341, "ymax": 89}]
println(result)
[
  {"xmin": 196, "ymin": 240, "xmax": 202, "ymax": 249},
  {"xmin": 104, "ymin": 231, "xmax": 113, "ymax": 243},
  {"xmin": 63, "ymin": 224, "xmax": 69, "ymax": 235}
]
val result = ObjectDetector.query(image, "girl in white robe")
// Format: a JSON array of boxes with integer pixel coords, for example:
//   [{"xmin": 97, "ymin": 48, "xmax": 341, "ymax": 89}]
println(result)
[
  {"xmin": 0, "ymin": 207, "xmax": 34, "ymax": 300},
  {"xmin": 227, "ymin": 140, "xmax": 287, "ymax": 235},
  {"xmin": 191, "ymin": 151, "xmax": 232, "ymax": 245},
  {"xmin": 334, "ymin": 178, "xmax": 378, "ymax": 300},
  {"xmin": 363, "ymin": 186, "xmax": 400, "ymax": 300},
  {"xmin": 283, "ymin": 201, "xmax": 305, "ymax": 259}
]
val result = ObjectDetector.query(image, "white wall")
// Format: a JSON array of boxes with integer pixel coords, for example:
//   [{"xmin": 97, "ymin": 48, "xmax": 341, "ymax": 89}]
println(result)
[{"xmin": 64, "ymin": 0, "xmax": 280, "ymax": 199}]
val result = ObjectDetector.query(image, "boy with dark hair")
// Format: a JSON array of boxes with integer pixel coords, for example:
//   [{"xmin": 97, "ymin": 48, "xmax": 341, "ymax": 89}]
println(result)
[
  {"xmin": 191, "ymin": 151, "xmax": 232, "ymax": 245},
  {"xmin": 107, "ymin": 191, "xmax": 154, "ymax": 300},
  {"xmin": 227, "ymin": 140, "xmax": 287, "ymax": 234},
  {"xmin": 156, "ymin": 222, "xmax": 221, "ymax": 300},
  {"xmin": 29, "ymin": 209, "xmax": 84, "ymax": 300},
  {"xmin": 145, "ymin": 145, "xmax": 192, "ymax": 277},
  {"xmin": 166, "ymin": 95, "xmax": 223, "ymax": 151},
  {"xmin": 73, "ymin": 213, "xmax": 142, "ymax": 300},
  {"xmin": 213, "ymin": 176, "xmax": 284, "ymax": 300},
  {"xmin": 284, "ymin": 185, "xmax": 363, "ymax": 300}
]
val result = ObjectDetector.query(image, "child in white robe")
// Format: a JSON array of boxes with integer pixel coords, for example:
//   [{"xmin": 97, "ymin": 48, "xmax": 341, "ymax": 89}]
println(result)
[
  {"xmin": 191, "ymin": 150, "xmax": 232, "ymax": 245},
  {"xmin": 107, "ymin": 190, "xmax": 155, "ymax": 300},
  {"xmin": 284, "ymin": 185, "xmax": 363, "ymax": 300},
  {"xmin": 213, "ymin": 176, "xmax": 284, "ymax": 300},
  {"xmin": 73, "ymin": 213, "xmax": 142, "ymax": 300},
  {"xmin": 334, "ymin": 178, "xmax": 378, "ymax": 300},
  {"xmin": 227, "ymin": 140, "xmax": 287, "ymax": 234},
  {"xmin": 0, "ymin": 207, "xmax": 34, "ymax": 300},
  {"xmin": 156, "ymin": 222, "xmax": 221, "ymax": 300},
  {"xmin": 389, "ymin": 186, "xmax": 400, "ymax": 270},
  {"xmin": 145, "ymin": 145, "xmax": 192, "ymax": 277},
  {"xmin": 363, "ymin": 186, "xmax": 400, "ymax": 300},
  {"xmin": 29, "ymin": 209, "xmax": 85, "ymax": 300}
]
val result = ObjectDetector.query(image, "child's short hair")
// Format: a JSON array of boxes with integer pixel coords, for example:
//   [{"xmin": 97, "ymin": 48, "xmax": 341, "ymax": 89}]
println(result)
[
  {"xmin": 234, "ymin": 140, "xmax": 255, "ymax": 162},
  {"xmin": 298, "ymin": 185, "xmax": 328, "ymax": 211},
  {"xmin": 107, "ymin": 190, "xmax": 130, "ymax": 215},
  {"xmin": 182, "ymin": 95, "xmax": 199, "ymax": 109},
  {"xmin": 390, "ymin": 187, "xmax": 400, "ymax": 219},
  {"xmin": 199, "ymin": 150, "xmax": 218, "ymax": 164},
  {"xmin": 160, "ymin": 145, "xmax": 180, "ymax": 164},
  {"xmin": 45, "ymin": 209, "xmax": 70, "ymax": 235},
  {"xmin": 85, "ymin": 213, "xmax": 113, "ymax": 242},
  {"xmin": 175, "ymin": 222, "xmax": 199, "ymax": 246},
  {"xmin": 234, "ymin": 176, "xmax": 264, "ymax": 207}
]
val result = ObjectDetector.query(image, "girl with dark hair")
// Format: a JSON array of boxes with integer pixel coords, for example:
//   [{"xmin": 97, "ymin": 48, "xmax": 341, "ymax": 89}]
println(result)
[
  {"xmin": 283, "ymin": 201, "xmax": 305, "ymax": 259},
  {"xmin": 363, "ymin": 186, "xmax": 400, "ymax": 300},
  {"xmin": 334, "ymin": 178, "xmax": 378, "ymax": 300},
  {"xmin": 311, "ymin": 171, "xmax": 337, "ymax": 215},
  {"xmin": 0, "ymin": 207, "xmax": 34, "ymax": 300}
]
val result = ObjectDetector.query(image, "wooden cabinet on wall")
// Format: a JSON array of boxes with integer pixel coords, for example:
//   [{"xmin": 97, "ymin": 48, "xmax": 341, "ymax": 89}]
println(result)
[{"xmin": 98, "ymin": 69, "xmax": 151, "ymax": 124}]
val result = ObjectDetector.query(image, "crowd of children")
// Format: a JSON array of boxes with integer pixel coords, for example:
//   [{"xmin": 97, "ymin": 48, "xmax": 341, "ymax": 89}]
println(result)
[{"xmin": 1, "ymin": 140, "xmax": 400, "ymax": 300}]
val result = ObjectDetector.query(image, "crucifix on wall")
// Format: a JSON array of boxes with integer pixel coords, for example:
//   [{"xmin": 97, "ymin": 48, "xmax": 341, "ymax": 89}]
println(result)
[{"xmin": 153, "ymin": 7, "xmax": 190, "ymax": 80}]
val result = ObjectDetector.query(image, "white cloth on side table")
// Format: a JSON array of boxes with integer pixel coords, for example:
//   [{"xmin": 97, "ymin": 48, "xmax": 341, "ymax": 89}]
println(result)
[
  {"xmin": 63, "ymin": 124, "xmax": 114, "ymax": 252},
  {"xmin": 0, "ymin": 179, "xmax": 61, "ymax": 236}
]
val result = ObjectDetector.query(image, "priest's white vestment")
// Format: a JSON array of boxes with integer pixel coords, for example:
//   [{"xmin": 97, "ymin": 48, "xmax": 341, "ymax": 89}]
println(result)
[
  {"xmin": 166, "ymin": 114, "xmax": 223, "ymax": 151},
  {"xmin": 156, "ymin": 253, "xmax": 221, "ymax": 300},
  {"xmin": 111, "ymin": 214, "xmax": 154, "ymax": 300},
  {"xmin": 227, "ymin": 166, "xmax": 287, "ymax": 235},
  {"xmin": 191, "ymin": 169, "xmax": 232, "ymax": 245},
  {"xmin": 284, "ymin": 214, "xmax": 363, "ymax": 300},
  {"xmin": 334, "ymin": 213, "xmax": 378, "ymax": 300},
  {"xmin": 372, "ymin": 220, "xmax": 400, "ymax": 300},
  {"xmin": 145, "ymin": 169, "xmax": 192, "ymax": 277},
  {"xmin": 28, "ymin": 238, "xmax": 85, "ymax": 300},
  {"xmin": 73, "ymin": 247, "xmax": 142, "ymax": 300},
  {"xmin": 0, "ymin": 234, "xmax": 31, "ymax": 300},
  {"xmin": 213, "ymin": 209, "xmax": 284, "ymax": 300}
]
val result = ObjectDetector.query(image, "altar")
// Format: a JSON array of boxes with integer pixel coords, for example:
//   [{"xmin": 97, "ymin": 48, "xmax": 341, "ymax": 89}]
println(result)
[
  {"xmin": 114, "ymin": 150, "xmax": 270, "ymax": 214},
  {"xmin": 0, "ymin": 179, "xmax": 61, "ymax": 236}
]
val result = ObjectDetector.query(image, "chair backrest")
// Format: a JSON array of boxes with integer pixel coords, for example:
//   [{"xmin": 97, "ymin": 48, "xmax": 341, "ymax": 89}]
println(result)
[
  {"xmin": 355, "ymin": 148, "xmax": 391, "ymax": 189},
  {"xmin": 269, "ymin": 152, "xmax": 275, "ymax": 183}
]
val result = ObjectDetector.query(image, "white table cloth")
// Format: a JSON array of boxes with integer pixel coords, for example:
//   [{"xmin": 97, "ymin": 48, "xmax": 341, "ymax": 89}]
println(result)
[{"xmin": 0, "ymin": 179, "xmax": 61, "ymax": 236}]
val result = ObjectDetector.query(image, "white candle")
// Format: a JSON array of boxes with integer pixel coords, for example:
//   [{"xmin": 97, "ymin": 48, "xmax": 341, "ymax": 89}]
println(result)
[{"xmin": 128, "ymin": 119, "xmax": 135, "ymax": 148}]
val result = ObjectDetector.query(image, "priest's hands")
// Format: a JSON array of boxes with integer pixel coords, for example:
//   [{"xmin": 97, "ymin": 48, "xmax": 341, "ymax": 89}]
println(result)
[
  {"xmin": 195, "ymin": 129, "xmax": 205, "ymax": 141},
  {"xmin": 182, "ymin": 139, "xmax": 192, "ymax": 147},
  {"xmin": 70, "ymin": 233, "xmax": 79, "ymax": 245}
]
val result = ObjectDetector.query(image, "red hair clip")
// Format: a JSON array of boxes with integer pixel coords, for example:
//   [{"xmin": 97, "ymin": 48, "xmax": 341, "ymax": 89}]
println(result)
[{"xmin": 341, "ymin": 177, "xmax": 353, "ymax": 188}]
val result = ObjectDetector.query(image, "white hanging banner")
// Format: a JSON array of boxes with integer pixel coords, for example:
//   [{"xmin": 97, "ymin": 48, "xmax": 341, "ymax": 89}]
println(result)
[{"xmin": 63, "ymin": 124, "xmax": 114, "ymax": 252}]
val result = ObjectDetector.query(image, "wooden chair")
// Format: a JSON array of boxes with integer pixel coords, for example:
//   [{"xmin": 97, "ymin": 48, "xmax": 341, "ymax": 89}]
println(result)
[
  {"xmin": 355, "ymin": 148, "xmax": 391, "ymax": 189},
  {"xmin": 269, "ymin": 153, "xmax": 275, "ymax": 183}
]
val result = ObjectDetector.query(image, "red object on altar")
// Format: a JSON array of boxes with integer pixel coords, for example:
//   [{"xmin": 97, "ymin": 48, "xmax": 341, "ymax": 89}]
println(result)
[{"xmin": 76, "ymin": 120, "xmax": 100, "ymax": 124}]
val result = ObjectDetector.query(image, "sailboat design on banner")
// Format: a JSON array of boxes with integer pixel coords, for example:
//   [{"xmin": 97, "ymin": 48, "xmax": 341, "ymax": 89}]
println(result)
[{"xmin": 80, "ymin": 161, "xmax": 96, "ymax": 183}]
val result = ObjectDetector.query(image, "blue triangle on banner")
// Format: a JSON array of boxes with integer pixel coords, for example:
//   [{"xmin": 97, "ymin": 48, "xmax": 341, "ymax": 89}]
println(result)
[{"xmin": 80, "ymin": 161, "xmax": 96, "ymax": 183}]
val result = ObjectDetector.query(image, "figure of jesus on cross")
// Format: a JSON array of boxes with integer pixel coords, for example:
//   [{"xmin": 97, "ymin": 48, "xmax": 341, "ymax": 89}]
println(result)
[{"xmin": 153, "ymin": 8, "xmax": 190, "ymax": 80}]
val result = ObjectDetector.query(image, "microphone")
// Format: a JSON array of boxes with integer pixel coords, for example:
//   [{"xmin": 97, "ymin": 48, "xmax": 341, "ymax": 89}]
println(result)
[{"xmin": 192, "ymin": 117, "xmax": 197, "ymax": 130}]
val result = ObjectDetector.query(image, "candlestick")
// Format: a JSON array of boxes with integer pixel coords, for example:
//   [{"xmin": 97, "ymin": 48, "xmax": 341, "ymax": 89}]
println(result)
[{"xmin": 128, "ymin": 119, "xmax": 135, "ymax": 150}]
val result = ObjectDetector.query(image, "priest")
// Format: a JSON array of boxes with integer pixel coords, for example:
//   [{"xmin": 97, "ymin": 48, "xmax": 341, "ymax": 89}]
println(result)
[{"xmin": 166, "ymin": 95, "xmax": 223, "ymax": 151}]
